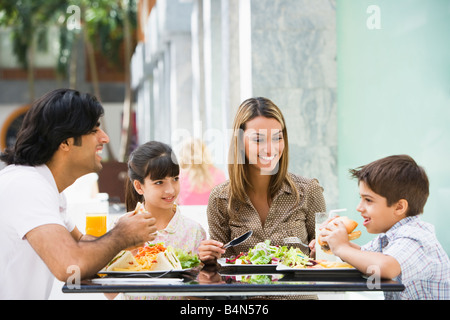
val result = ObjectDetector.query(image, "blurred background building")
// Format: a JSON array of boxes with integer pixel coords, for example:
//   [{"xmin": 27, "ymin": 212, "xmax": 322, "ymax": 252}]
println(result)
[
  {"xmin": 0, "ymin": 0, "xmax": 449, "ymax": 255},
  {"xmin": 131, "ymin": 0, "xmax": 338, "ymax": 212}
]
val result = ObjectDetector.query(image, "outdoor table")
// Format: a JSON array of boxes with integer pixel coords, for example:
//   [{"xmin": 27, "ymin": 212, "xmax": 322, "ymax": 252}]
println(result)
[{"xmin": 62, "ymin": 264, "xmax": 404, "ymax": 298}]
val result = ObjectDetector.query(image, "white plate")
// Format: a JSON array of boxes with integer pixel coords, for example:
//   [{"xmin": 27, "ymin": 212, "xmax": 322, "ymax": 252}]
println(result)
[
  {"xmin": 217, "ymin": 258, "xmax": 278, "ymax": 268},
  {"xmin": 98, "ymin": 268, "xmax": 191, "ymax": 275},
  {"xmin": 276, "ymin": 263, "xmax": 357, "ymax": 272},
  {"xmin": 91, "ymin": 278, "xmax": 183, "ymax": 284}
]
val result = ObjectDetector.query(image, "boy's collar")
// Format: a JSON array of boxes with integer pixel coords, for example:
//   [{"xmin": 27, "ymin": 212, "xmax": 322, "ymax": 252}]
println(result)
[{"xmin": 383, "ymin": 215, "xmax": 418, "ymax": 237}]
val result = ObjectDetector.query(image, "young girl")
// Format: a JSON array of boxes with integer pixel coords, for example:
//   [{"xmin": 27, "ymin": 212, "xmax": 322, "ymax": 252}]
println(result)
[
  {"xmin": 125, "ymin": 141, "xmax": 206, "ymax": 254},
  {"xmin": 109, "ymin": 141, "xmax": 206, "ymax": 300}
]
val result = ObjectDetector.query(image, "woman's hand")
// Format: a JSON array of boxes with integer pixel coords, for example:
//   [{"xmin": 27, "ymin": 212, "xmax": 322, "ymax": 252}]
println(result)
[
  {"xmin": 198, "ymin": 239, "xmax": 226, "ymax": 264},
  {"xmin": 308, "ymin": 239, "xmax": 316, "ymax": 259}
]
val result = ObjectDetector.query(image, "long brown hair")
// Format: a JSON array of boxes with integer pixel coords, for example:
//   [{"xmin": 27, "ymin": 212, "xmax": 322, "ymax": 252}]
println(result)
[{"xmin": 227, "ymin": 97, "xmax": 298, "ymax": 210}]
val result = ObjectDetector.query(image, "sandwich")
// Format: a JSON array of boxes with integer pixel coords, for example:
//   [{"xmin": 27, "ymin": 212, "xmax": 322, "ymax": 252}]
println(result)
[
  {"xmin": 317, "ymin": 216, "xmax": 361, "ymax": 254},
  {"xmin": 105, "ymin": 250, "xmax": 138, "ymax": 271},
  {"xmin": 135, "ymin": 202, "xmax": 147, "ymax": 214},
  {"xmin": 151, "ymin": 247, "xmax": 182, "ymax": 271}
]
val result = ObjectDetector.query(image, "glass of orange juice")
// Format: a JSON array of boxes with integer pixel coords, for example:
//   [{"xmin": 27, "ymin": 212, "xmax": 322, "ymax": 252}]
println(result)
[{"xmin": 85, "ymin": 213, "xmax": 107, "ymax": 237}]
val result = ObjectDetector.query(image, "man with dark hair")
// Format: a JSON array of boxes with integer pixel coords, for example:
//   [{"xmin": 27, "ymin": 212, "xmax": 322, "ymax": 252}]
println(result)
[{"xmin": 0, "ymin": 89, "xmax": 157, "ymax": 299}]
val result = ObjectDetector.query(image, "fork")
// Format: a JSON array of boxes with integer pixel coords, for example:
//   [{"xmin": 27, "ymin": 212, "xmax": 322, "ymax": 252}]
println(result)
[{"xmin": 283, "ymin": 237, "xmax": 309, "ymax": 248}]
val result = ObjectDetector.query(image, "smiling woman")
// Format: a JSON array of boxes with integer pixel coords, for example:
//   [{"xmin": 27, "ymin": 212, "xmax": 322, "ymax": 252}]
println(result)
[
  {"xmin": 198, "ymin": 97, "xmax": 327, "ymax": 300},
  {"xmin": 227, "ymin": 97, "xmax": 294, "ymax": 210},
  {"xmin": 243, "ymin": 116, "xmax": 285, "ymax": 175},
  {"xmin": 198, "ymin": 97, "xmax": 327, "ymax": 262}
]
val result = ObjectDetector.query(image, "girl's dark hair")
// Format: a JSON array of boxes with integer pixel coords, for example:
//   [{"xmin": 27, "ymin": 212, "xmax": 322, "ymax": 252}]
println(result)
[
  {"xmin": 125, "ymin": 141, "xmax": 180, "ymax": 211},
  {"xmin": 0, "ymin": 88, "xmax": 104, "ymax": 166}
]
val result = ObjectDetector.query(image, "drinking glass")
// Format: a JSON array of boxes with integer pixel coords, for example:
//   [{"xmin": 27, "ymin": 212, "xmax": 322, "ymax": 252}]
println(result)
[
  {"xmin": 85, "ymin": 213, "xmax": 107, "ymax": 237},
  {"xmin": 315, "ymin": 212, "xmax": 336, "ymax": 261}
]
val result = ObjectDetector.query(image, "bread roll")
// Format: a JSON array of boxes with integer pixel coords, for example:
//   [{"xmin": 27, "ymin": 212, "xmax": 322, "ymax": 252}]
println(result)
[{"xmin": 317, "ymin": 216, "xmax": 360, "ymax": 254}]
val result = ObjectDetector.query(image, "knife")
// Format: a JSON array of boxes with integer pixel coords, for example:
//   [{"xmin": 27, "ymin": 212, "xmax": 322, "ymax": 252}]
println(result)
[{"xmin": 223, "ymin": 230, "xmax": 253, "ymax": 249}]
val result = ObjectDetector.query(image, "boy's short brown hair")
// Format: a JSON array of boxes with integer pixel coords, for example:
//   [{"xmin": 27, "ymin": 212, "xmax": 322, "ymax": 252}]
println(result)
[{"xmin": 349, "ymin": 155, "xmax": 429, "ymax": 217}]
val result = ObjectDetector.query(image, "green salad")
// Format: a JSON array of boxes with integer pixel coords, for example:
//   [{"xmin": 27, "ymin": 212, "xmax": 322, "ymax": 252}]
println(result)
[
  {"xmin": 281, "ymin": 247, "xmax": 317, "ymax": 268},
  {"xmin": 225, "ymin": 240, "xmax": 317, "ymax": 268},
  {"xmin": 173, "ymin": 248, "xmax": 201, "ymax": 269},
  {"xmin": 226, "ymin": 240, "xmax": 286, "ymax": 264}
]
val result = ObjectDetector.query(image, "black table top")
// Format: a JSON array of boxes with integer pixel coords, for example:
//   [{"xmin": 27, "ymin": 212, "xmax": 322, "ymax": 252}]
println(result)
[{"xmin": 62, "ymin": 264, "xmax": 404, "ymax": 297}]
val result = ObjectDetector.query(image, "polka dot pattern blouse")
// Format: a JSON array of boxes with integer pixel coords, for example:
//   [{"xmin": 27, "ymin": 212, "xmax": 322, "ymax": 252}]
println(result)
[{"xmin": 207, "ymin": 173, "xmax": 327, "ymax": 257}]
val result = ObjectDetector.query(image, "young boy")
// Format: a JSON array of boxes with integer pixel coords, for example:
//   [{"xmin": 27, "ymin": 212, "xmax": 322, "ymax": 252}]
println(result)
[{"xmin": 320, "ymin": 154, "xmax": 450, "ymax": 300}]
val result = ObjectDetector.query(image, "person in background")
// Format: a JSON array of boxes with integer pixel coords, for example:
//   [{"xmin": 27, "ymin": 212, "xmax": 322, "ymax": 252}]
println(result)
[
  {"xmin": 319, "ymin": 155, "xmax": 450, "ymax": 300},
  {"xmin": 0, "ymin": 89, "xmax": 157, "ymax": 300},
  {"xmin": 125, "ymin": 141, "xmax": 206, "ymax": 254},
  {"xmin": 177, "ymin": 138, "xmax": 226, "ymax": 205},
  {"xmin": 198, "ymin": 97, "xmax": 326, "ymax": 264}
]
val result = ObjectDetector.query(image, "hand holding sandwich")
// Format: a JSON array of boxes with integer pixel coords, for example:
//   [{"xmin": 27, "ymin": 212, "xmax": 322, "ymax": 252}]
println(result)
[
  {"xmin": 319, "ymin": 221, "xmax": 354, "ymax": 256},
  {"xmin": 112, "ymin": 203, "xmax": 158, "ymax": 249},
  {"xmin": 318, "ymin": 216, "xmax": 361, "ymax": 256},
  {"xmin": 317, "ymin": 216, "xmax": 402, "ymax": 279}
]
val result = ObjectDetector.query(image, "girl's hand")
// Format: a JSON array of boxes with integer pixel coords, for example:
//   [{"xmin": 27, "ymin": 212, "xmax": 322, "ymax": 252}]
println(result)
[{"xmin": 198, "ymin": 239, "xmax": 226, "ymax": 264}]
